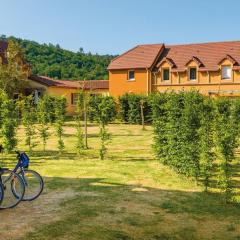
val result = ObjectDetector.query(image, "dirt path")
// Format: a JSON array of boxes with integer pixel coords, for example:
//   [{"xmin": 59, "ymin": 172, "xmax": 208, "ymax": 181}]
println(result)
[{"xmin": 0, "ymin": 188, "xmax": 76, "ymax": 240}]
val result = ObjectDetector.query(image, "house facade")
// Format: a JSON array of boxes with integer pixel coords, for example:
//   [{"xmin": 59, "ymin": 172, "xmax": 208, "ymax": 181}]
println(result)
[
  {"xmin": 108, "ymin": 41, "xmax": 240, "ymax": 97},
  {"xmin": 28, "ymin": 76, "xmax": 109, "ymax": 115}
]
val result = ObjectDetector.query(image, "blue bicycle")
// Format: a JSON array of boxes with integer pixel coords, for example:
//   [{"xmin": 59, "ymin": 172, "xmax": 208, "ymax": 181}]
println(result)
[
  {"xmin": 0, "ymin": 150, "xmax": 44, "ymax": 209},
  {"xmin": 13, "ymin": 151, "xmax": 44, "ymax": 201},
  {"xmin": 0, "ymin": 167, "xmax": 25, "ymax": 209}
]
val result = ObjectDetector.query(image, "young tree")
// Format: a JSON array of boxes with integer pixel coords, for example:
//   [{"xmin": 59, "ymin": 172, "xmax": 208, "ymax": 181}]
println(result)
[
  {"xmin": 75, "ymin": 90, "xmax": 85, "ymax": 155},
  {"xmin": 21, "ymin": 95, "xmax": 37, "ymax": 153},
  {"xmin": 0, "ymin": 40, "xmax": 29, "ymax": 97},
  {"xmin": 0, "ymin": 91, "xmax": 18, "ymax": 152},
  {"xmin": 91, "ymin": 95, "xmax": 116, "ymax": 160},
  {"xmin": 37, "ymin": 96, "xmax": 50, "ymax": 151},
  {"xmin": 54, "ymin": 97, "xmax": 66, "ymax": 154}
]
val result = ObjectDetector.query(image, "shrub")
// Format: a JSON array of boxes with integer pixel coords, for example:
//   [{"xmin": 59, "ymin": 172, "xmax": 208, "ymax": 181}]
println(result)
[
  {"xmin": 214, "ymin": 98, "xmax": 237, "ymax": 203},
  {"xmin": 199, "ymin": 98, "xmax": 215, "ymax": 191},
  {"xmin": 119, "ymin": 93, "xmax": 130, "ymax": 122},
  {"xmin": 119, "ymin": 93, "xmax": 152, "ymax": 124}
]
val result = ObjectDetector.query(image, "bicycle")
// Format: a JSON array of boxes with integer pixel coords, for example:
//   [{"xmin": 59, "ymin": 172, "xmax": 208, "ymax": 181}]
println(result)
[
  {"xmin": 0, "ymin": 167, "xmax": 25, "ymax": 209},
  {"xmin": 0, "ymin": 181, "xmax": 3, "ymax": 205},
  {"xmin": 13, "ymin": 151, "xmax": 44, "ymax": 201}
]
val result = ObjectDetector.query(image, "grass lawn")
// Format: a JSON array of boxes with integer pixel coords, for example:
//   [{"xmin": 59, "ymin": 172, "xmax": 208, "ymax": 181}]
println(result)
[{"xmin": 1, "ymin": 121, "xmax": 240, "ymax": 240}]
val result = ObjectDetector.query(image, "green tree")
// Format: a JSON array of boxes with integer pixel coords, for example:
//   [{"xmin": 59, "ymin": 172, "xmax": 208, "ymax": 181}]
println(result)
[
  {"xmin": 37, "ymin": 96, "xmax": 50, "ymax": 151},
  {"xmin": 0, "ymin": 40, "xmax": 29, "ymax": 97},
  {"xmin": 1, "ymin": 36, "xmax": 116, "ymax": 80},
  {"xmin": 91, "ymin": 95, "xmax": 116, "ymax": 160},
  {"xmin": 0, "ymin": 91, "xmax": 18, "ymax": 152},
  {"xmin": 54, "ymin": 97, "xmax": 66, "ymax": 154},
  {"xmin": 75, "ymin": 91, "xmax": 85, "ymax": 155},
  {"xmin": 21, "ymin": 96, "xmax": 37, "ymax": 152}
]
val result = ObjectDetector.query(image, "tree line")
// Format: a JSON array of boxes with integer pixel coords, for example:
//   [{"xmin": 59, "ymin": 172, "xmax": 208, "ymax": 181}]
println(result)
[{"xmin": 0, "ymin": 35, "xmax": 116, "ymax": 80}]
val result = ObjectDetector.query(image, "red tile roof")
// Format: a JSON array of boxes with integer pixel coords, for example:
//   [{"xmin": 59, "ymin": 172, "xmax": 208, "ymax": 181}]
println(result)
[
  {"xmin": 29, "ymin": 75, "xmax": 109, "ymax": 90},
  {"xmin": 108, "ymin": 41, "xmax": 240, "ymax": 72},
  {"xmin": 158, "ymin": 41, "xmax": 240, "ymax": 72},
  {"xmin": 107, "ymin": 44, "xmax": 164, "ymax": 70}
]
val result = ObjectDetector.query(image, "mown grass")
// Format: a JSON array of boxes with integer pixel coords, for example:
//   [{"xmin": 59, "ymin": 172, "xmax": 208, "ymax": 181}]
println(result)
[{"xmin": 1, "ymin": 121, "xmax": 240, "ymax": 240}]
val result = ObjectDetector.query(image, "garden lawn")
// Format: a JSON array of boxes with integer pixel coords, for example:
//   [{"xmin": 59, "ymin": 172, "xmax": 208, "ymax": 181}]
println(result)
[{"xmin": 1, "ymin": 121, "xmax": 240, "ymax": 240}]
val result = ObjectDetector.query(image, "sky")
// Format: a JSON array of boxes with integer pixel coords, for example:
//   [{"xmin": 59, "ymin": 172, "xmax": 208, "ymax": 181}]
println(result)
[{"xmin": 0, "ymin": 0, "xmax": 239, "ymax": 55}]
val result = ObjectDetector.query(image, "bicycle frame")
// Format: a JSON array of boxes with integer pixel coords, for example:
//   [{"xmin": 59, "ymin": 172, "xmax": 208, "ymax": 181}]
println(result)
[{"xmin": 13, "ymin": 152, "xmax": 29, "ymax": 187}]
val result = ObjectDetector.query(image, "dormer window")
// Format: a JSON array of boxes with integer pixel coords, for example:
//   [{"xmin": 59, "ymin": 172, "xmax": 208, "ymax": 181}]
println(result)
[
  {"xmin": 222, "ymin": 65, "xmax": 231, "ymax": 80},
  {"xmin": 128, "ymin": 70, "xmax": 135, "ymax": 81},
  {"xmin": 162, "ymin": 68, "xmax": 170, "ymax": 81},
  {"xmin": 189, "ymin": 67, "xmax": 197, "ymax": 81}
]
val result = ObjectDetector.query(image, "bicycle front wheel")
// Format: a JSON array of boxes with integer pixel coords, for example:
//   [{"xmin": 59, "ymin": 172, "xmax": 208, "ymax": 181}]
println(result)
[
  {"xmin": 21, "ymin": 170, "xmax": 44, "ymax": 201},
  {"xmin": 0, "ymin": 169, "xmax": 25, "ymax": 209}
]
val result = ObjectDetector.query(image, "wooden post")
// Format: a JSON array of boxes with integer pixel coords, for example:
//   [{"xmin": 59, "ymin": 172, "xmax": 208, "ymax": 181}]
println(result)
[{"xmin": 140, "ymin": 99, "xmax": 145, "ymax": 130}]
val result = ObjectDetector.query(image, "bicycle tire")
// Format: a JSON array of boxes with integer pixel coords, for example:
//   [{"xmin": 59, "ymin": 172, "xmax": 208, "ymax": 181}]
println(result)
[
  {"xmin": 20, "ymin": 169, "xmax": 44, "ymax": 201},
  {"xmin": 0, "ymin": 169, "xmax": 25, "ymax": 209},
  {"xmin": 0, "ymin": 182, "xmax": 4, "ymax": 206}
]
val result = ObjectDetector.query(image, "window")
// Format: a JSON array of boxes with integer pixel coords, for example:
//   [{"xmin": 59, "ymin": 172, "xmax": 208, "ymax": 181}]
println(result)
[
  {"xmin": 71, "ymin": 93, "xmax": 78, "ymax": 105},
  {"xmin": 189, "ymin": 67, "xmax": 197, "ymax": 81},
  {"xmin": 222, "ymin": 66, "xmax": 231, "ymax": 80},
  {"xmin": 162, "ymin": 68, "xmax": 170, "ymax": 81},
  {"xmin": 128, "ymin": 70, "xmax": 135, "ymax": 81}
]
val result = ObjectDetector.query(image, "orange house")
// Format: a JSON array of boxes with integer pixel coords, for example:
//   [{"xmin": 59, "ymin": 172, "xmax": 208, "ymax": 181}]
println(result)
[
  {"xmin": 28, "ymin": 76, "xmax": 109, "ymax": 115},
  {"xmin": 108, "ymin": 41, "xmax": 240, "ymax": 97}
]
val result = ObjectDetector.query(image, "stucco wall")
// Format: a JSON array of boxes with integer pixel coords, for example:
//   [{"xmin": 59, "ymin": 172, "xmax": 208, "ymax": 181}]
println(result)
[{"xmin": 109, "ymin": 69, "xmax": 149, "ymax": 97}]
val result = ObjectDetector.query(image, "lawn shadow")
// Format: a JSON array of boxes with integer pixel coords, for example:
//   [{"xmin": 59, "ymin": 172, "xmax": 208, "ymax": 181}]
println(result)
[{"xmin": 15, "ymin": 176, "xmax": 240, "ymax": 240}]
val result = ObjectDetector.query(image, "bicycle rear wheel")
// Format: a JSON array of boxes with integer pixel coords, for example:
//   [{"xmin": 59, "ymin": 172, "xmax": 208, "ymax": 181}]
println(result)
[
  {"xmin": 0, "ymin": 169, "xmax": 25, "ymax": 209},
  {"xmin": 0, "ymin": 182, "xmax": 3, "ymax": 205},
  {"xmin": 20, "ymin": 170, "xmax": 44, "ymax": 201}
]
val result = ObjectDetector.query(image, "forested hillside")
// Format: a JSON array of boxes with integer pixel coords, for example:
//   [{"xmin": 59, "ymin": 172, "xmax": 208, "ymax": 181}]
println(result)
[{"xmin": 0, "ymin": 35, "xmax": 116, "ymax": 80}]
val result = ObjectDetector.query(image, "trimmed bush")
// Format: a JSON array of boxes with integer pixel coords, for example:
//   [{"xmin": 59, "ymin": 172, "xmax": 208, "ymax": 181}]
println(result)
[{"xmin": 119, "ymin": 93, "xmax": 152, "ymax": 124}]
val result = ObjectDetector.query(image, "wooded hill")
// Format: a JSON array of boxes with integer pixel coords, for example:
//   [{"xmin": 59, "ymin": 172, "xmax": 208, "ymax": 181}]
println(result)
[{"xmin": 0, "ymin": 35, "xmax": 116, "ymax": 80}]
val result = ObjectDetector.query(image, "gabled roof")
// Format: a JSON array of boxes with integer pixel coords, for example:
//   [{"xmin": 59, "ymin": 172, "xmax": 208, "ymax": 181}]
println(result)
[
  {"xmin": 29, "ymin": 75, "xmax": 109, "ymax": 90},
  {"xmin": 185, "ymin": 56, "xmax": 204, "ymax": 67},
  {"xmin": 156, "ymin": 57, "xmax": 176, "ymax": 68},
  {"xmin": 157, "ymin": 41, "xmax": 240, "ymax": 72},
  {"xmin": 107, "ymin": 44, "xmax": 164, "ymax": 70},
  {"xmin": 218, "ymin": 54, "xmax": 238, "ymax": 65}
]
